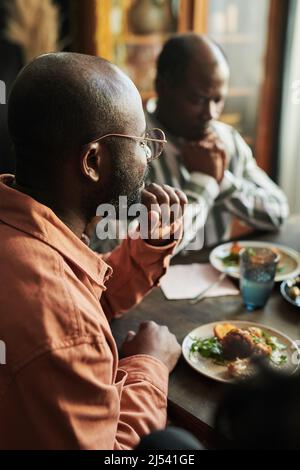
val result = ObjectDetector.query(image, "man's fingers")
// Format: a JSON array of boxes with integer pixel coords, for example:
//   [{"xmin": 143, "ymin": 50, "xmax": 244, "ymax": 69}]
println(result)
[
  {"xmin": 140, "ymin": 321, "xmax": 157, "ymax": 331},
  {"xmin": 148, "ymin": 210, "xmax": 160, "ymax": 238},
  {"xmin": 141, "ymin": 184, "xmax": 187, "ymax": 242},
  {"xmin": 141, "ymin": 189, "xmax": 161, "ymax": 216},
  {"xmin": 161, "ymin": 184, "xmax": 184, "ymax": 223},
  {"xmin": 172, "ymin": 187, "xmax": 188, "ymax": 211},
  {"xmin": 143, "ymin": 184, "xmax": 187, "ymax": 227},
  {"xmin": 145, "ymin": 183, "xmax": 170, "ymax": 206},
  {"xmin": 146, "ymin": 183, "xmax": 171, "ymax": 228},
  {"xmin": 125, "ymin": 330, "xmax": 136, "ymax": 342},
  {"xmin": 214, "ymin": 141, "xmax": 226, "ymax": 152},
  {"xmin": 198, "ymin": 139, "xmax": 214, "ymax": 150},
  {"xmin": 220, "ymin": 148, "xmax": 228, "ymax": 170}
]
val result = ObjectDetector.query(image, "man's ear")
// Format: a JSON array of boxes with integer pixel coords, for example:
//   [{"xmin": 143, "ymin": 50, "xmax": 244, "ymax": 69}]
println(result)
[{"xmin": 80, "ymin": 142, "xmax": 101, "ymax": 182}]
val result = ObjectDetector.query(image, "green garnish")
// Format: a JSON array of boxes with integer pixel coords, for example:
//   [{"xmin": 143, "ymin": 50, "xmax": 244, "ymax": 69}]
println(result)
[
  {"xmin": 246, "ymin": 248, "xmax": 256, "ymax": 257},
  {"xmin": 270, "ymin": 351, "xmax": 288, "ymax": 366},
  {"xmin": 262, "ymin": 332, "xmax": 287, "ymax": 352},
  {"xmin": 218, "ymin": 253, "xmax": 239, "ymax": 267},
  {"xmin": 252, "ymin": 337, "xmax": 263, "ymax": 344},
  {"xmin": 189, "ymin": 336, "xmax": 224, "ymax": 364}
]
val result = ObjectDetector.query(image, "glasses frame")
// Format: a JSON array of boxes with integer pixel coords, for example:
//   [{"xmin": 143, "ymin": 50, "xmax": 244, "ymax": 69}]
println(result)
[{"xmin": 82, "ymin": 128, "xmax": 167, "ymax": 162}]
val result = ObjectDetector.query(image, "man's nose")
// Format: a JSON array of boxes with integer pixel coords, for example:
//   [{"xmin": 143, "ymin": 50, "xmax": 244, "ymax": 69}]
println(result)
[{"xmin": 202, "ymin": 100, "xmax": 218, "ymax": 121}]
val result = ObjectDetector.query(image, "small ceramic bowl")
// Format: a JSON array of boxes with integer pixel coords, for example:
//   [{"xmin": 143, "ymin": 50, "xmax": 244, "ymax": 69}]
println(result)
[{"xmin": 281, "ymin": 278, "xmax": 300, "ymax": 307}]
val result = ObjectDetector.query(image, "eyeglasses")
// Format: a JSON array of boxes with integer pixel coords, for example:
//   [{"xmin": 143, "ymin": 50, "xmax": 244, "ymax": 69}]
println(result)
[{"xmin": 82, "ymin": 128, "xmax": 167, "ymax": 162}]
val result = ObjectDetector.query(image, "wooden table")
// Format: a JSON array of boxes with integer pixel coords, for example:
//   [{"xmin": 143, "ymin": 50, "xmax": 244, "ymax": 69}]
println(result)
[{"xmin": 111, "ymin": 215, "xmax": 300, "ymax": 448}]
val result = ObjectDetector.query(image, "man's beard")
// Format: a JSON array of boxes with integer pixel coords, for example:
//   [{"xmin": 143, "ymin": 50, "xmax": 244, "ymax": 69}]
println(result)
[
  {"xmin": 107, "ymin": 164, "xmax": 149, "ymax": 220},
  {"xmin": 109, "ymin": 185, "xmax": 142, "ymax": 219}
]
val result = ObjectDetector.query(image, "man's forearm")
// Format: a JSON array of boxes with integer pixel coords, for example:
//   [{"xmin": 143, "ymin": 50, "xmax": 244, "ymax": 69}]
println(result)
[{"xmin": 100, "ymin": 236, "xmax": 177, "ymax": 321}]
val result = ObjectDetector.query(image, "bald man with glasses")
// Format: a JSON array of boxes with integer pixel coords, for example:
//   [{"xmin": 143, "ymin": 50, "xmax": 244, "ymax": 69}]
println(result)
[{"xmin": 0, "ymin": 53, "xmax": 187, "ymax": 450}]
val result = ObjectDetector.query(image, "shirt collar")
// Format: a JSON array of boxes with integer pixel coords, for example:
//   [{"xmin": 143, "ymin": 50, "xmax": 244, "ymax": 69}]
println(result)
[{"xmin": 0, "ymin": 175, "xmax": 112, "ymax": 286}]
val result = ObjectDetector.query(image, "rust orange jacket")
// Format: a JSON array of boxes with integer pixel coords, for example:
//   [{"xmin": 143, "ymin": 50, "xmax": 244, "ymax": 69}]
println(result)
[{"xmin": 0, "ymin": 175, "xmax": 177, "ymax": 450}]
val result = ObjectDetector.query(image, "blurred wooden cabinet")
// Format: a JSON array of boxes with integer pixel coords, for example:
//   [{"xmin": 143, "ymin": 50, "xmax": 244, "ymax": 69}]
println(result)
[
  {"xmin": 73, "ymin": 0, "xmax": 289, "ymax": 175},
  {"xmin": 96, "ymin": 1, "xmax": 190, "ymax": 102}
]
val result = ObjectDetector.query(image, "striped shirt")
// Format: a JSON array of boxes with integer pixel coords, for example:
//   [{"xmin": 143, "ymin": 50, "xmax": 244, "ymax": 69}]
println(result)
[{"xmin": 146, "ymin": 110, "xmax": 289, "ymax": 251}]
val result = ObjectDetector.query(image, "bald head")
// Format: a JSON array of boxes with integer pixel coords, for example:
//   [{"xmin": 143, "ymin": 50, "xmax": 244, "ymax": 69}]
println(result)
[
  {"xmin": 157, "ymin": 33, "xmax": 229, "ymax": 88},
  {"xmin": 7, "ymin": 53, "xmax": 148, "ymax": 228},
  {"xmin": 8, "ymin": 52, "xmax": 142, "ymax": 162},
  {"xmin": 156, "ymin": 34, "xmax": 230, "ymax": 140}
]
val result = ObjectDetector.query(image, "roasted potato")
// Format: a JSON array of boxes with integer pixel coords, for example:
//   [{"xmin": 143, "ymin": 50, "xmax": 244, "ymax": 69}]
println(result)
[{"xmin": 214, "ymin": 323, "xmax": 236, "ymax": 341}]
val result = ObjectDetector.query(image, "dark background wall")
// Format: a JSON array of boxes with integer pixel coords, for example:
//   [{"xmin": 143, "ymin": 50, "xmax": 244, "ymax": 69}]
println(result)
[
  {"xmin": 0, "ymin": 1, "xmax": 22, "ymax": 173},
  {"xmin": 0, "ymin": 0, "xmax": 71, "ymax": 173}
]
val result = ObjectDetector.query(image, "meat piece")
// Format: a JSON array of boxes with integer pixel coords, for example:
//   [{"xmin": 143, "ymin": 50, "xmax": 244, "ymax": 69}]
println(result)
[
  {"xmin": 221, "ymin": 328, "xmax": 272, "ymax": 360},
  {"xmin": 221, "ymin": 329, "xmax": 254, "ymax": 360}
]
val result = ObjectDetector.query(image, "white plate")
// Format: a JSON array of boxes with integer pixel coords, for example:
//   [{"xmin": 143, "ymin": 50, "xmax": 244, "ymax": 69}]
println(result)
[
  {"xmin": 209, "ymin": 241, "xmax": 300, "ymax": 282},
  {"xmin": 182, "ymin": 321, "xmax": 299, "ymax": 383}
]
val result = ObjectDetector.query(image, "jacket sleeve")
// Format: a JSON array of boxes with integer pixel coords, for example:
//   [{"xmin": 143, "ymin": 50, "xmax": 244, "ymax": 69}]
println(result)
[
  {"xmin": 100, "ymin": 235, "xmax": 177, "ymax": 321},
  {"xmin": 11, "ymin": 337, "xmax": 168, "ymax": 450}
]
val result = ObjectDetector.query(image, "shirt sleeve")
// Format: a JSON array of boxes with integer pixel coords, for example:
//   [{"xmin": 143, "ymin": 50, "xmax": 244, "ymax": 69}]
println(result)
[
  {"xmin": 11, "ymin": 338, "xmax": 168, "ymax": 450},
  {"xmin": 175, "ymin": 172, "xmax": 220, "ymax": 252},
  {"xmin": 218, "ymin": 131, "xmax": 289, "ymax": 230},
  {"xmin": 116, "ymin": 355, "xmax": 169, "ymax": 450},
  {"xmin": 100, "ymin": 236, "xmax": 177, "ymax": 321}
]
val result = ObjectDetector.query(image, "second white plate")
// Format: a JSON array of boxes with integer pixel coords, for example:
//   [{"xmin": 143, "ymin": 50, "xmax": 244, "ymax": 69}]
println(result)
[{"xmin": 209, "ymin": 241, "xmax": 300, "ymax": 282}]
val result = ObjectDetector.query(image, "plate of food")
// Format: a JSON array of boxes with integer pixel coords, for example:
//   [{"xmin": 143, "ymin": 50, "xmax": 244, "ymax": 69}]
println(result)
[
  {"xmin": 281, "ymin": 277, "xmax": 300, "ymax": 308},
  {"xmin": 182, "ymin": 321, "xmax": 299, "ymax": 383},
  {"xmin": 209, "ymin": 241, "xmax": 300, "ymax": 282}
]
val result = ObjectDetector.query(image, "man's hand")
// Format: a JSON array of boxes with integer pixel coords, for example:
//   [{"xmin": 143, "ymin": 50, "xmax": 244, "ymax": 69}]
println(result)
[
  {"xmin": 182, "ymin": 132, "xmax": 227, "ymax": 184},
  {"xmin": 140, "ymin": 183, "xmax": 187, "ymax": 246},
  {"xmin": 121, "ymin": 321, "xmax": 181, "ymax": 373},
  {"xmin": 83, "ymin": 184, "xmax": 188, "ymax": 248}
]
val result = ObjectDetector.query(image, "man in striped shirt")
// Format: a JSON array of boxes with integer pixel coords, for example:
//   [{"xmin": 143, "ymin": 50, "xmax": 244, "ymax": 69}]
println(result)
[{"xmin": 146, "ymin": 33, "xmax": 289, "ymax": 251}]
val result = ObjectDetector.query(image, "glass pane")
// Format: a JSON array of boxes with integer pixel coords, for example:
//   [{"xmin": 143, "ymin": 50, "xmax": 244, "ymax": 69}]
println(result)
[{"xmin": 207, "ymin": 0, "xmax": 270, "ymax": 149}]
